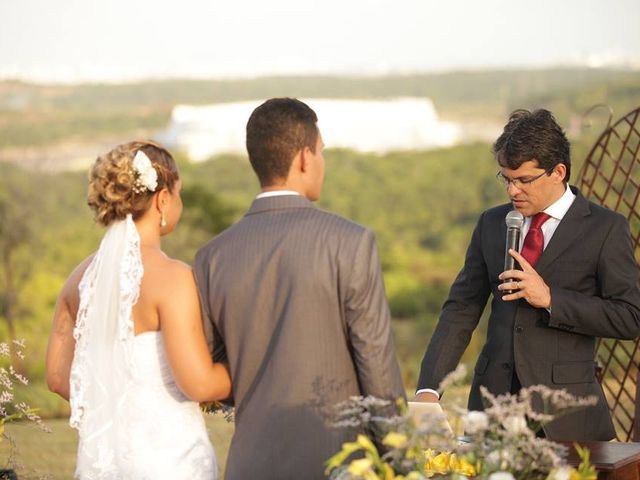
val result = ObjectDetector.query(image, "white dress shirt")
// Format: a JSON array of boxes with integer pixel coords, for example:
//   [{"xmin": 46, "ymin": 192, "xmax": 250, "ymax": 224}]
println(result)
[
  {"xmin": 519, "ymin": 185, "xmax": 575, "ymax": 250},
  {"xmin": 255, "ymin": 190, "xmax": 301, "ymax": 199},
  {"xmin": 416, "ymin": 185, "xmax": 576, "ymax": 399}
]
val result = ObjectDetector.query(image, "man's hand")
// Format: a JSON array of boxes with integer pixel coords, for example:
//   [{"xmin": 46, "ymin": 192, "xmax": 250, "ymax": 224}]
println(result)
[
  {"xmin": 413, "ymin": 391, "xmax": 439, "ymax": 403},
  {"xmin": 498, "ymin": 249, "xmax": 551, "ymax": 309}
]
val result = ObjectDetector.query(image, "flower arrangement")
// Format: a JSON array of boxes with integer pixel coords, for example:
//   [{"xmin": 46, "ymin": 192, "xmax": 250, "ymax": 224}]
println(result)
[
  {"xmin": 325, "ymin": 366, "xmax": 598, "ymax": 480},
  {"xmin": 1, "ymin": 339, "xmax": 49, "ymax": 469}
]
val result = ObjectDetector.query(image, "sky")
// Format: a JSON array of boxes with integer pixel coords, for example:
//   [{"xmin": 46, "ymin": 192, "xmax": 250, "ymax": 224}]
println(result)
[{"xmin": 1, "ymin": 0, "xmax": 639, "ymax": 83}]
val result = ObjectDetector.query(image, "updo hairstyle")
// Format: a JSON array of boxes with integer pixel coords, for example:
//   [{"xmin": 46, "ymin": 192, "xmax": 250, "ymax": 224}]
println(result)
[{"xmin": 87, "ymin": 140, "xmax": 179, "ymax": 227}]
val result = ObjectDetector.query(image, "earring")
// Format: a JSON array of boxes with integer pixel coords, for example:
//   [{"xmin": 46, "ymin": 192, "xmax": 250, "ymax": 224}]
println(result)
[{"xmin": 160, "ymin": 212, "xmax": 167, "ymax": 228}]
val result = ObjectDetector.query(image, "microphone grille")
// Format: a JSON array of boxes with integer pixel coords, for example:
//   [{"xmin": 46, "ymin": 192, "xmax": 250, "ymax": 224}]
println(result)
[{"xmin": 505, "ymin": 210, "xmax": 524, "ymax": 228}]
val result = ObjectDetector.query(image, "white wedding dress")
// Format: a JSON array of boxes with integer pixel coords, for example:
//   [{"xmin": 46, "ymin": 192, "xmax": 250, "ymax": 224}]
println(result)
[{"xmin": 69, "ymin": 215, "xmax": 217, "ymax": 479}]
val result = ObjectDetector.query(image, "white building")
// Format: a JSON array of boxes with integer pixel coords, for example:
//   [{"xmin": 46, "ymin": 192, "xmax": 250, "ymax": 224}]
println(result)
[{"xmin": 164, "ymin": 98, "xmax": 462, "ymax": 161}]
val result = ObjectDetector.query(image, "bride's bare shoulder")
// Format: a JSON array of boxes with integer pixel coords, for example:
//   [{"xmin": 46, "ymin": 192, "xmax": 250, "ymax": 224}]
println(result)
[
  {"xmin": 62, "ymin": 254, "xmax": 95, "ymax": 296},
  {"xmin": 56, "ymin": 254, "xmax": 96, "ymax": 317},
  {"xmin": 143, "ymin": 251, "xmax": 196, "ymax": 293},
  {"xmin": 164, "ymin": 257, "xmax": 195, "ymax": 280}
]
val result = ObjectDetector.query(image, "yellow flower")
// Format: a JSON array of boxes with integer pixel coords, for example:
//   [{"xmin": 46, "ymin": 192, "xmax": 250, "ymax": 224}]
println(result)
[
  {"xmin": 424, "ymin": 450, "xmax": 476, "ymax": 478},
  {"xmin": 450, "ymin": 454, "xmax": 477, "ymax": 477},
  {"xmin": 405, "ymin": 446, "xmax": 422, "ymax": 460},
  {"xmin": 356, "ymin": 434, "xmax": 378, "ymax": 453},
  {"xmin": 567, "ymin": 467, "xmax": 597, "ymax": 480},
  {"xmin": 348, "ymin": 458, "xmax": 374, "ymax": 476},
  {"xmin": 573, "ymin": 443, "xmax": 598, "ymax": 480},
  {"xmin": 382, "ymin": 462, "xmax": 396, "ymax": 480},
  {"xmin": 383, "ymin": 432, "xmax": 409, "ymax": 449},
  {"xmin": 396, "ymin": 473, "xmax": 425, "ymax": 480},
  {"xmin": 569, "ymin": 469, "xmax": 581, "ymax": 480},
  {"xmin": 423, "ymin": 449, "xmax": 436, "ymax": 477},
  {"xmin": 426, "ymin": 451, "xmax": 451, "ymax": 475},
  {"xmin": 405, "ymin": 474, "xmax": 425, "ymax": 480}
]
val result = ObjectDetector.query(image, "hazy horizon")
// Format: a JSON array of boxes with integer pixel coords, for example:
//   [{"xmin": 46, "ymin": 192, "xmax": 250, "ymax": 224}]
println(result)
[{"xmin": 2, "ymin": 0, "xmax": 639, "ymax": 83}]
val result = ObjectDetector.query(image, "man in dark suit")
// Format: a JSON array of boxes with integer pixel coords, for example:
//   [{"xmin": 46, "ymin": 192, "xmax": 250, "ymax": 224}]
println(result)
[
  {"xmin": 415, "ymin": 109, "xmax": 640, "ymax": 440},
  {"xmin": 194, "ymin": 98, "xmax": 405, "ymax": 479}
]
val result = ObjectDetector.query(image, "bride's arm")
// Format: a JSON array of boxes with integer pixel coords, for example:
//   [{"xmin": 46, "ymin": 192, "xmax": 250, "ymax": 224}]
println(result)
[
  {"xmin": 160, "ymin": 262, "xmax": 232, "ymax": 402},
  {"xmin": 46, "ymin": 256, "xmax": 93, "ymax": 401}
]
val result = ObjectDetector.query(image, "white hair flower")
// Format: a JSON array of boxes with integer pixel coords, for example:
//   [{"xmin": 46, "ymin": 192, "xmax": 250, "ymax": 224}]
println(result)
[{"xmin": 131, "ymin": 150, "xmax": 158, "ymax": 194}]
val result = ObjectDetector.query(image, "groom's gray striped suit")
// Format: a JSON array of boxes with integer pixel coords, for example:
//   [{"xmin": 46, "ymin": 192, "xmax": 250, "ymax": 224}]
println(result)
[{"xmin": 194, "ymin": 194, "xmax": 405, "ymax": 479}]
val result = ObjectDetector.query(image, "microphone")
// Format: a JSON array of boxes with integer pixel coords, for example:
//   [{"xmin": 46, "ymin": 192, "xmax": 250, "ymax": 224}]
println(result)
[{"xmin": 503, "ymin": 210, "xmax": 524, "ymax": 293}]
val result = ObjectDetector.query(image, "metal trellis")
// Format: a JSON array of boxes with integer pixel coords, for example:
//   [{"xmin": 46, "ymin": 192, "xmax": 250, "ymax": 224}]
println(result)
[{"xmin": 576, "ymin": 106, "xmax": 640, "ymax": 442}]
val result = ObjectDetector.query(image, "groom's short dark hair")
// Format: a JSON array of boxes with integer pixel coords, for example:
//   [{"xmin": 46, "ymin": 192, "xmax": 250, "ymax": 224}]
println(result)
[{"xmin": 246, "ymin": 98, "xmax": 319, "ymax": 187}]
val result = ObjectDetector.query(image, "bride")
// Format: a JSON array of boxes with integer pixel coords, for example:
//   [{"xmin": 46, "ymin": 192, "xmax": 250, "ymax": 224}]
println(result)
[{"xmin": 46, "ymin": 140, "xmax": 231, "ymax": 479}]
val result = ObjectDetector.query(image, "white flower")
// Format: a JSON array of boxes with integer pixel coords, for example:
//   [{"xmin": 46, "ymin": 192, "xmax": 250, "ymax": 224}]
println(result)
[
  {"xmin": 488, "ymin": 472, "xmax": 516, "ymax": 480},
  {"xmin": 132, "ymin": 150, "xmax": 158, "ymax": 193},
  {"xmin": 502, "ymin": 415, "xmax": 528, "ymax": 434},
  {"xmin": 485, "ymin": 449, "xmax": 511, "ymax": 470},
  {"xmin": 546, "ymin": 466, "xmax": 573, "ymax": 480},
  {"xmin": 462, "ymin": 411, "xmax": 489, "ymax": 434},
  {"xmin": 0, "ymin": 390, "xmax": 13, "ymax": 403}
]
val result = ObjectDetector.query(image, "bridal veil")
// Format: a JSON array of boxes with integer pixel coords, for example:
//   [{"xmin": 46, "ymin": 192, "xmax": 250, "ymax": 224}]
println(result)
[{"xmin": 69, "ymin": 214, "xmax": 143, "ymax": 478}]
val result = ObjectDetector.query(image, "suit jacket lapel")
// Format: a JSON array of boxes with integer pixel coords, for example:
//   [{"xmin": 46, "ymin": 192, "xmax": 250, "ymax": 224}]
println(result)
[
  {"xmin": 495, "ymin": 207, "xmax": 509, "ymax": 274},
  {"xmin": 535, "ymin": 188, "xmax": 591, "ymax": 274}
]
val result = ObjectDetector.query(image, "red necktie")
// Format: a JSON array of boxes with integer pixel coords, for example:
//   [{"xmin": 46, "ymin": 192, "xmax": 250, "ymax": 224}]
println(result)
[{"xmin": 521, "ymin": 212, "xmax": 551, "ymax": 267}]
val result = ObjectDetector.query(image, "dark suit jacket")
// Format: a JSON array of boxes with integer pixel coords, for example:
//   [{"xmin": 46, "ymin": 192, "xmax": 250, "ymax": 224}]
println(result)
[
  {"xmin": 417, "ymin": 187, "xmax": 640, "ymax": 440},
  {"xmin": 194, "ymin": 195, "xmax": 405, "ymax": 480}
]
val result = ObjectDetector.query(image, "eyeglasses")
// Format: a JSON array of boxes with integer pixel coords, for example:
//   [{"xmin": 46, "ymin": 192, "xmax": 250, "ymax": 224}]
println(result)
[{"xmin": 495, "ymin": 169, "xmax": 552, "ymax": 188}]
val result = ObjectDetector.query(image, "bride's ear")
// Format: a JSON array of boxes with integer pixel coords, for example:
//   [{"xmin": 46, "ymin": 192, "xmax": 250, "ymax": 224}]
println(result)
[
  {"xmin": 154, "ymin": 188, "xmax": 171, "ymax": 228},
  {"xmin": 154, "ymin": 187, "xmax": 170, "ymax": 213}
]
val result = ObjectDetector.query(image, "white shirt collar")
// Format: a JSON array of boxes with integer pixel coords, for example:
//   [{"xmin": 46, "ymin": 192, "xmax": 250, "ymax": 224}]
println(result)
[
  {"xmin": 542, "ymin": 185, "xmax": 575, "ymax": 221},
  {"xmin": 255, "ymin": 190, "xmax": 301, "ymax": 200}
]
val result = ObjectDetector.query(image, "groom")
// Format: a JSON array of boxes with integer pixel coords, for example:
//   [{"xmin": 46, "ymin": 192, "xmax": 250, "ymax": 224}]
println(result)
[{"xmin": 194, "ymin": 98, "xmax": 405, "ymax": 479}]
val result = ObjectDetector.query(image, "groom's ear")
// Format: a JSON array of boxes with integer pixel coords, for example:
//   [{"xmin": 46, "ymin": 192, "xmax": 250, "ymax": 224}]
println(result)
[
  {"xmin": 299, "ymin": 147, "xmax": 311, "ymax": 173},
  {"xmin": 287, "ymin": 149, "xmax": 304, "ymax": 176}
]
